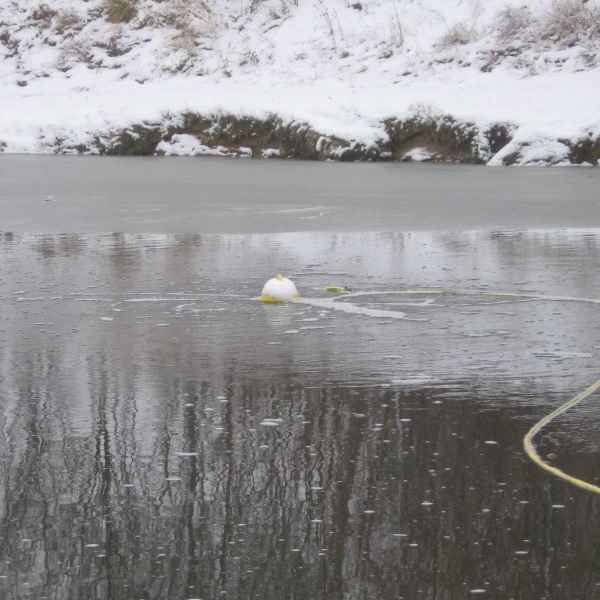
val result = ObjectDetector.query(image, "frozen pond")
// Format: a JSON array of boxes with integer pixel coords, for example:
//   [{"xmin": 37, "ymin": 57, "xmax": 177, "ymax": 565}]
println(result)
[
  {"xmin": 1, "ymin": 158, "xmax": 600, "ymax": 599},
  {"xmin": 1, "ymin": 155, "xmax": 600, "ymax": 232}
]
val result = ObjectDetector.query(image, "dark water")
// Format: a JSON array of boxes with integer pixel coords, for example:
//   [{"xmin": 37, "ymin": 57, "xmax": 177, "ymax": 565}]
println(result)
[
  {"xmin": 2, "ymin": 230, "xmax": 600, "ymax": 600},
  {"xmin": 2, "ymin": 159, "xmax": 600, "ymax": 600}
]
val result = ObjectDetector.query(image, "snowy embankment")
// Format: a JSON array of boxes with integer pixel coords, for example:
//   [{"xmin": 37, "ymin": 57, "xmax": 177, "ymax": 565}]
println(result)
[{"xmin": 1, "ymin": 0, "xmax": 599, "ymax": 165}]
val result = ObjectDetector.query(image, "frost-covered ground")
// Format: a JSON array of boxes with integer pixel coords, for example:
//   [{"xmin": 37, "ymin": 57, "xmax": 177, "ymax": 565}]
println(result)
[{"xmin": 1, "ymin": 0, "xmax": 599, "ymax": 164}]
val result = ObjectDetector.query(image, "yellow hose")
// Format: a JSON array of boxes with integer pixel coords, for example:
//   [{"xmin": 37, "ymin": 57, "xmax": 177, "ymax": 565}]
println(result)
[{"xmin": 523, "ymin": 379, "xmax": 600, "ymax": 494}]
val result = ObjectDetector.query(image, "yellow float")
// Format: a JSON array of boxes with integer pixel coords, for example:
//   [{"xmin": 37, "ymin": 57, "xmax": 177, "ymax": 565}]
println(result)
[{"xmin": 260, "ymin": 274, "xmax": 300, "ymax": 303}]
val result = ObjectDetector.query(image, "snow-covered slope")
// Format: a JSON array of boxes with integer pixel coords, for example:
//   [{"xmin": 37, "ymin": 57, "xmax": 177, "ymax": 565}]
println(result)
[{"xmin": 1, "ymin": 0, "xmax": 599, "ymax": 164}]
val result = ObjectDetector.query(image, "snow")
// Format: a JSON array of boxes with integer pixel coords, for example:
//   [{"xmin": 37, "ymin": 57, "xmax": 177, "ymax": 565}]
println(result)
[
  {"xmin": 489, "ymin": 134, "xmax": 571, "ymax": 166},
  {"xmin": 1, "ymin": 0, "xmax": 599, "ymax": 164},
  {"xmin": 262, "ymin": 148, "xmax": 282, "ymax": 158},
  {"xmin": 402, "ymin": 147, "xmax": 434, "ymax": 162},
  {"xmin": 2, "ymin": 67, "xmax": 599, "ymax": 159},
  {"xmin": 156, "ymin": 133, "xmax": 231, "ymax": 157}
]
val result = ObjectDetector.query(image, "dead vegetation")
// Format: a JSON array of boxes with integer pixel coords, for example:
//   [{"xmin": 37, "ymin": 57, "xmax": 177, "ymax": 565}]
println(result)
[
  {"xmin": 495, "ymin": 5, "xmax": 533, "ymax": 42},
  {"xmin": 104, "ymin": 0, "xmax": 137, "ymax": 24},
  {"xmin": 55, "ymin": 11, "xmax": 82, "ymax": 35},
  {"xmin": 438, "ymin": 22, "xmax": 478, "ymax": 49},
  {"xmin": 540, "ymin": 0, "xmax": 600, "ymax": 45},
  {"xmin": 31, "ymin": 4, "xmax": 57, "ymax": 25}
]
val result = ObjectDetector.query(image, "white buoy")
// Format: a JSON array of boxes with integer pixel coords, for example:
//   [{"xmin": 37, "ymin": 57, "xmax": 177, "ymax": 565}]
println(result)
[{"xmin": 260, "ymin": 274, "xmax": 299, "ymax": 303}]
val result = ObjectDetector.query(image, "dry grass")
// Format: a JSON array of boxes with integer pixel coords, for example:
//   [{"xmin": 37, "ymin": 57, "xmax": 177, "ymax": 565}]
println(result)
[
  {"xmin": 31, "ymin": 4, "xmax": 57, "ymax": 26},
  {"xmin": 438, "ymin": 22, "xmax": 477, "ymax": 49},
  {"xmin": 57, "ymin": 39, "xmax": 92, "ymax": 70},
  {"xmin": 55, "ymin": 11, "xmax": 82, "ymax": 35},
  {"xmin": 495, "ymin": 5, "xmax": 532, "ymax": 42},
  {"xmin": 105, "ymin": 0, "xmax": 137, "ymax": 24},
  {"xmin": 540, "ymin": 0, "xmax": 600, "ymax": 44}
]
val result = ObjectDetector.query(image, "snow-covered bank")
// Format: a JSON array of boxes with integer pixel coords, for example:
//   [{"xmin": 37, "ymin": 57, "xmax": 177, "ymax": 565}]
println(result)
[
  {"xmin": 2, "ymin": 68, "xmax": 599, "ymax": 165},
  {"xmin": 1, "ymin": 0, "xmax": 600, "ymax": 164}
]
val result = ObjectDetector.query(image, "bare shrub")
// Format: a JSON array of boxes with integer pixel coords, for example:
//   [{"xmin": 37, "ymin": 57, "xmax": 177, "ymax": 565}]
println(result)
[
  {"xmin": 57, "ymin": 39, "xmax": 92, "ymax": 70},
  {"xmin": 158, "ymin": 0, "xmax": 216, "ymax": 35},
  {"xmin": 160, "ymin": 0, "xmax": 213, "ymax": 30},
  {"xmin": 31, "ymin": 4, "xmax": 57, "ymax": 26},
  {"xmin": 105, "ymin": 33, "xmax": 132, "ymax": 57},
  {"xmin": 55, "ymin": 11, "xmax": 82, "ymax": 35},
  {"xmin": 390, "ymin": 1, "xmax": 404, "ymax": 48},
  {"xmin": 104, "ymin": 0, "xmax": 137, "ymax": 24},
  {"xmin": 495, "ymin": 5, "xmax": 532, "ymax": 42},
  {"xmin": 171, "ymin": 27, "xmax": 199, "ymax": 53},
  {"xmin": 438, "ymin": 22, "xmax": 477, "ymax": 48},
  {"xmin": 166, "ymin": 3, "xmax": 199, "ymax": 52},
  {"xmin": 540, "ymin": 0, "xmax": 600, "ymax": 44},
  {"xmin": 161, "ymin": 0, "xmax": 218, "ymax": 63},
  {"xmin": 0, "ymin": 29, "xmax": 19, "ymax": 56},
  {"xmin": 246, "ymin": 0, "xmax": 298, "ymax": 15}
]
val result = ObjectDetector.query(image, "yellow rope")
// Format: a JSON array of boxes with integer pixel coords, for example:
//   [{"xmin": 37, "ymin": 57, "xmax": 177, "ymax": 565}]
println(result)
[{"xmin": 523, "ymin": 379, "xmax": 600, "ymax": 494}]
